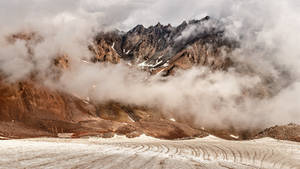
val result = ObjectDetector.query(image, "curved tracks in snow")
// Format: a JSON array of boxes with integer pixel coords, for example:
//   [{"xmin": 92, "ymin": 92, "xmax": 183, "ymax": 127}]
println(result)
[{"xmin": 0, "ymin": 136, "xmax": 299, "ymax": 169}]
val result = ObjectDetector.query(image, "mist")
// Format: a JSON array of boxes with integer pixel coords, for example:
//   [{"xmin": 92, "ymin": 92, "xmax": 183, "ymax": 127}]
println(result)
[{"xmin": 1, "ymin": 0, "xmax": 300, "ymax": 129}]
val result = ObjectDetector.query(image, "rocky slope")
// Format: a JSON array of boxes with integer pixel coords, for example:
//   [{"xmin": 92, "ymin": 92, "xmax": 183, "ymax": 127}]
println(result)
[
  {"xmin": 255, "ymin": 123, "xmax": 300, "ymax": 142},
  {"xmin": 0, "ymin": 78, "xmax": 206, "ymax": 139}
]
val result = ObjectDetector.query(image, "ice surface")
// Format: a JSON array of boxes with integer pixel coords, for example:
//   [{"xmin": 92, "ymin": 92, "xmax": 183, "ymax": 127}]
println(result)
[{"xmin": 0, "ymin": 136, "xmax": 299, "ymax": 169}]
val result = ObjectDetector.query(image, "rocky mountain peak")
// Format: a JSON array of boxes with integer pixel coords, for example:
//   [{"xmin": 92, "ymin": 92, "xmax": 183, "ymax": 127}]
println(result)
[
  {"xmin": 92, "ymin": 16, "xmax": 234, "ymax": 75},
  {"xmin": 129, "ymin": 24, "xmax": 145, "ymax": 34}
]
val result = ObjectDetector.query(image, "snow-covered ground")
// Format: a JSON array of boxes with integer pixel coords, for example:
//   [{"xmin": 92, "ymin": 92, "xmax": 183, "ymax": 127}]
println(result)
[{"xmin": 0, "ymin": 135, "xmax": 300, "ymax": 169}]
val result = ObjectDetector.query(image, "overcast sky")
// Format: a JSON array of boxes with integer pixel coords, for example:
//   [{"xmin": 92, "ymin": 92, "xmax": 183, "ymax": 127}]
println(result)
[
  {"xmin": 0, "ymin": 0, "xmax": 253, "ymax": 31},
  {"xmin": 0, "ymin": 0, "xmax": 299, "ymax": 31}
]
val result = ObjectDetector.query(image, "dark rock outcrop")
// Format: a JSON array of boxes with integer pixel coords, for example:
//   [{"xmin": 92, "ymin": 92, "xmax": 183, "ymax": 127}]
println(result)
[{"xmin": 92, "ymin": 16, "xmax": 235, "ymax": 75}]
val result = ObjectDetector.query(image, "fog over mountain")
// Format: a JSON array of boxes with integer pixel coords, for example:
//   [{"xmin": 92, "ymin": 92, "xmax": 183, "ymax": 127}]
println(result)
[{"xmin": 1, "ymin": 0, "xmax": 300, "ymax": 132}]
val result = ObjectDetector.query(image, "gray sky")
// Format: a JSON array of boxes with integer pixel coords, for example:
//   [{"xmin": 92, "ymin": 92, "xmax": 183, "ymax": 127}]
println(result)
[{"xmin": 0, "ymin": 0, "xmax": 244, "ymax": 31}]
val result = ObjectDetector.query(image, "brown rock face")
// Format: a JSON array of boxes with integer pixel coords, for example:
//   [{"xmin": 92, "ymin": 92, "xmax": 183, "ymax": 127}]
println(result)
[
  {"xmin": 54, "ymin": 54, "xmax": 69, "ymax": 69},
  {"xmin": 255, "ymin": 123, "xmax": 300, "ymax": 142},
  {"xmin": 90, "ymin": 35, "xmax": 121, "ymax": 64},
  {"xmin": 137, "ymin": 120, "xmax": 208, "ymax": 139},
  {"xmin": 0, "ymin": 78, "xmax": 207, "ymax": 139},
  {"xmin": 0, "ymin": 80, "xmax": 94, "ymax": 123},
  {"xmin": 0, "ymin": 78, "xmax": 99, "ymax": 137}
]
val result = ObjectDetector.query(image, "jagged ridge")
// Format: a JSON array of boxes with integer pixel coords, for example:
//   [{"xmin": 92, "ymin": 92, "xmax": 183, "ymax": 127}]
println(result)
[{"xmin": 92, "ymin": 16, "xmax": 235, "ymax": 75}]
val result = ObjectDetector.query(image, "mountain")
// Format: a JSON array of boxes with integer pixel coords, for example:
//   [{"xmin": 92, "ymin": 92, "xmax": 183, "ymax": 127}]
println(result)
[
  {"xmin": 0, "ymin": 16, "xmax": 298, "ymax": 141},
  {"xmin": 91, "ymin": 16, "xmax": 235, "ymax": 75}
]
